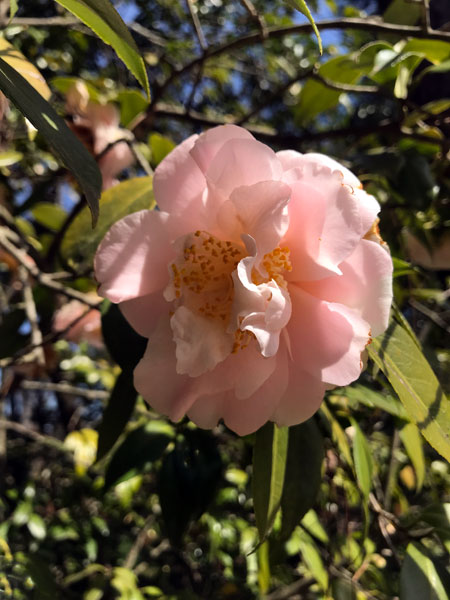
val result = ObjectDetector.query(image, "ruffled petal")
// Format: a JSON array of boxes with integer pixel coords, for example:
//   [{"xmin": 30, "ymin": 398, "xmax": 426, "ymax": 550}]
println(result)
[
  {"xmin": 171, "ymin": 306, "xmax": 233, "ymax": 377},
  {"xmin": 188, "ymin": 345, "xmax": 286, "ymax": 435},
  {"xmin": 272, "ymin": 360, "xmax": 326, "ymax": 426},
  {"xmin": 282, "ymin": 164, "xmax": 363, "ymax": 281},
  {"xmin": 119, "ymin": 291, "xmax": 169, "ymax": 338},
  {"xmin": 94, "ymin": 210, "xmax": 175, "ymax": 303},
  {"xmin": 287, "ymin": 285, "xmax": 371, "ymax": 386},
  {"xmin": 206, "ymin": 138, "xmax": 283, "ymax": 197},
  {"xmin": 153, "ymin": 134, "xmax": 207, "ymax": 220},
  {"xmin": 217, "ymin": 180, "xmax": 290, "ymax": 255},
  {"xmin": 190, "ymin": 124, "xmax": 254, "ymax": 173},
  {"xmin": 301, "ymin": 239, "xmax": 393, "ymax": 336},
  {"xmin": 134, "ymin": 317, "xmax": 195, "ymax": 422}
]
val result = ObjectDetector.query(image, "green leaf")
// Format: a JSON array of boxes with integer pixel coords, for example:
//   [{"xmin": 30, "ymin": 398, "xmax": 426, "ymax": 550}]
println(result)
[
  {"xmin": 62, "ymin": 176, "xmax": 154, "ymax": 268},
  {"xmin": 285, "ymin": 0, "xmax": 322, "ymax": 54},
  {"xmin": 158, "ymin": 429, "xmax": 222, "ymax": 545},
  {"xmin": 0, "ymin": 150, "xmax": 23, "ymax": 167},
  {"xmin": 104, "ymin": 422, "xmax": 173, "ymax": 489},
  {"xmin": 401, "ymin": 39, "xmax": 450, "ymax": 64},
  {"xmin": 9, "ymin": 0, "xmax": 18, "ymax": 19},
  {"xmin": 252, "ymin": 423, "xmax": 289, "ymax": 541},
  {"xmin": 149, "ymin": 133, "xmax": 176, "ymax": 167},
  {"xmin": 298, "ymin": 530, "xmax": 328, "ymax": 591},
  {"xmin": 0, "ymin": 38, "xmax": 51, "ymax": 99},
  {"xmin": 400, "ymin": 542, "xmax": 450, "ymax": 600},
  {"xmin": 400, "ymin": 422, "xmax": 425, "ymax": 491},
  {"xmin": 96, "ymin": 369, "xmax": 138, "ymax": 461},
  {"xmin": 280, "ymin": 419, "xmax": 324, "ymax": 541},
  {"xmin": 0, "ymin": 56, "xmax": 101, "ymax": 225},
  {"xmin": 101, "ymin": 302, "xmax": 147, "ymax": 372},
  {"xmin": 27, "ymin": 514, "xmax": 47, "ymax": 540},
  {"xmin": 369, "ymin": 321, "xmax": 450, "ymax": 462},
  {"xmin": 344, "ymin": 384, "xmax": 407, "ymax": 419},
  {"xmin": 54, "ymin": 0, "xmax": 149, "ymax": 96},
  {"xmin": 26, "ymin": 556, "xmax": 59, "ymax": 599},
  {"xmin": 319, "ymin": 403, "xmax": 353, "ymax": 467},
  {"xmin": 420, "ymin": 504, "xmax": 450, "ymax": 553},
  {"xmin": 383, "ymin": 0, "xmax": 420, "ymax": 25},
  {"xmin": 117, "ymin": 89, "xmax": 149, "ymax": 127},
  {"xmin": 295, "ymin": 56, "xmax": 364, "ymax": 123},
  {"xmin": 31, "ymin": 202, "xmax": 67, "ymax": 231},
  {"xmin": 350, "ymin": 418, "xmax": 373, "ymax": 498}
]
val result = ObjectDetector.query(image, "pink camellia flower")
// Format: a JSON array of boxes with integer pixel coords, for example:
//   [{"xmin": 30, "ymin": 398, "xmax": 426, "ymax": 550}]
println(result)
[
  {"xmin": 66, "ymin": 82, "xmax": 134, "ymax": 190},
  {"xmin": 94, "ymin": 125, "xmax": 393, "ymax": 435}
]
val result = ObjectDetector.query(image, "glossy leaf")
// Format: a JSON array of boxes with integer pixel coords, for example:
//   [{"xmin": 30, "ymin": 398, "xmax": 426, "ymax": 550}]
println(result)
[
  {"xmin": 401, "ymin": 39, "xmax": 450, "ymax": 64},
  {"xmin": 400, "ymin": 542, "xmax": 450, "ymax": 600},
  {"xmin": 400, "ymin": 422, "xmax": 425, "ymax": 491},
  {"xmin": 369, "ymin": 321, "xmax": 450, "ymax": 462},
  {"xmin": 252, "ymin": 423, "xmax": 289, "ymax": 541},
  {"xmin": 62, "ymin": 176, "xmax": 154, "ymax": 268},
  {"xmin": 96, "ymin": 369, "xmax": 138, "ymax": 461},
  {"xmin": 350, "ymin": 418, "xmax": 373, "ymax": 498},
  {"xmin": 54, "ymin": 0, "xmax": 149, "ymax": 96},
  {"xmin": 104, "ymin": 422, "xmax": 173, "ymax": 489},
  {"xmin": 0, "ymin": 38, "xmax": 51, "ymax": 99},
  {"xmin": 344, "ymin": 384, "xmax": 407, "ymax": 419},
  {"xmin": 280, "ymin": 419, "xmax": 324, "ymax": 541},
  {"xmin": 0, "ymin": 56, "xmax": 101, "ymax": 225},
  {"xmin": 285, "ymin": 0, "xmax": 322, "ymax": 54}
]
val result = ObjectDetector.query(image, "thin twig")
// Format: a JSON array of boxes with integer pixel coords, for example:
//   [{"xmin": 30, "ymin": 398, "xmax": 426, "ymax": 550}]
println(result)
[
  {"xmin": 310, "ymin": 71, "xmax": 381, "ymax": 94},
  {"xmin": 0, "ymin": 419, "xmax": 70, "ymax": 453},
  {"xmin": 18, "ymin": 266, "xmax": 45, "ymax": 367},
  {"xmin": 20, "ymin": 380, "xmax": 109, "ymax": 400},
  {"xmin": 123, "ymin": 515, "xmax": 155, "ymax": 570},
  {"xmin": 185, "ymin": 0, "xmax": 208, "ymax": 51},
  {"xmin": 409, "ymin": 298, "xmax": 450, "ymax": 334},
  {"xmin": 239, "ymin": 0, "xmax": 267, "ymax": 39}
]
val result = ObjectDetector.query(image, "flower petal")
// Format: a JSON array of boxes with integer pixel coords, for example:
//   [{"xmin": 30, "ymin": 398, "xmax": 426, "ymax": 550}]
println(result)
[
  {"xmin": 287, "ymin": 285, "xmax": 370, "ymax": 386},
  {"xmin": 282, "ymin": 164, "xmax": 363, "ymax": 281},
  {"xmin": 120, "ymin": 291, "xmax": 169, "ymax": 338},
  {"xmin": 134, "ymin": 317, "xmax": 195, "ymax": 422},
  {"xmin": 95, "ymin": 210, "xmax": 175, "ymax": 303},
  {"xmin": 217, "ymin": 180, "xmax": 291, "ymax": 254},
  {"xmin": 190, "ymin": 124, "xmax": 254, "ymax": 173},
  {"xmin": 301, "ymin": 239, "xmax": 393, "ymax": 336},
  {"xmin": 171, "ymin": 306, "xmax": 233, "ymax": 377},
  {"xmin": 206, "ymin": 138, "xmax": 282, "ymax": 196}
]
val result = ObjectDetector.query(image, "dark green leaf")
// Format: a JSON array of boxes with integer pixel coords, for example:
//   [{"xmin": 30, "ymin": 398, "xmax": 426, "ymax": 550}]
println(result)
[
  {"xmin": 54, "ymin": 0, "xmax": 149, "ymax": 96},
  {"xmin": 400, "ymin": 542, "xmax": 450, "ymax": 600},
  {"xmin": 280, "ymin": 419, "xmax": 324, "ymax": 541},
  {"xmin": 101, "ymin": 302, "xmax": 147, "ymax": 372},
  {"xmin": 253, "ymin": 423, "xmax": 289, "ymax": 541},
  {"xmin": 369, "ymin": 321, "xmax": 450, "ymax": 462},
  {"xmin": 0, "ymin": 56, "xmax": 101, "ymax": 226},
  {"xmin": 96, "ymin": 369, "xmax": 138, "ymax": 461},
  {"xmin": 104, "ymin": 422, "xmax": 173, "ymax": 489},
  {"xmin": 158, "ymin": 429, "xmax": 222, "ymax": 545}
]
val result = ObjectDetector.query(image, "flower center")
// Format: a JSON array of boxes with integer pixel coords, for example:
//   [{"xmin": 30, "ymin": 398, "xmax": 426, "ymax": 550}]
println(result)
[
  {"xmin": 169, "ymin": 230, "xmax": 246, "ymax": 322},
  {"xmin": 252, "ymin": 246, "xmax": 292, "ymax": 288}
]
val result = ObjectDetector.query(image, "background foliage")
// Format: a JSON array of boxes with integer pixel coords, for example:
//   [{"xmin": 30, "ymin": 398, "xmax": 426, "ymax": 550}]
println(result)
[{"xmin": 0, "ymin": 0, "xmax": 449, "ymax": 598}]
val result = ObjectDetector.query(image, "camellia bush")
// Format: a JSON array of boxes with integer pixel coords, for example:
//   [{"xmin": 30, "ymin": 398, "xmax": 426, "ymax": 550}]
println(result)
[{"xmin": 0, "ymin": 0, "xmax": 449, "ymax": 598}]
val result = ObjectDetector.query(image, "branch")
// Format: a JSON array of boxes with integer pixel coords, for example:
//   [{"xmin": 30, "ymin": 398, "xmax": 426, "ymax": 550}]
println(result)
[
  {"xmin": 185, "ymin": 0, "xmax": 208, "ymax": 51},
  {"xmin": 20, "ymin": 380, "xmax": 109, "ymax": 400},
  {"xmin": 0, "ymin": 419, "xmax": 70, "ymax": 453}
]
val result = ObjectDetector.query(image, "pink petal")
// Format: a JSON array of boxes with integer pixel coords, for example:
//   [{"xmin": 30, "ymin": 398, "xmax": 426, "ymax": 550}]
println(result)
[
  {"xmin": 94, "ymin": 210, "xmax": 174, "ymax": 303},
  {"xmin": 189, "ymin": 124, "xmax": 254, "ymax": 173},
  {"xmin": 206, "ymin": 138, "xmax": 283, "ymax": 197},
  {"xmin": 276, "ymin": 149, "xmax": 304, "ymax": 172},
  {"xmin": 272, "ymin": 361, "xmax": 326, "ymax": 426},
  {"xmin": 287, "ymin": 285, "xmax": 371, "ymax": 387},
  {"xmin": 283, "ymin": 165, "xmax": 363, "ymax": 281},
  {"xmin": 356, "ymin": 189, "xmax": 380, "ymax": 234},
  {"xmin": 153, "ymin": 134, "xmax": 207, "ymax": 224},
  {"xmin": 217, "ymin": 180, "xmax": 291, "ymax": 255},
  {"xmin": 188, "ymin": 346, "xmax": 286, "ymax": 435},
  {"xmin": 301, "ymin": 239, "xmax": 393, "ymax": 336},
  {"xmin": 170, "ymin": 306, "xmax": 233, "ymax": 377},
  {"xmin": 120, "ymin": 291, "xmax": 169, "ymax": 338},
  {"xmin": 299, "ymin": 152, "xmax": 362, "ymax": 189},
  {"xmin": 134, "ymin": 317, "xmax": 195, "ymax": 422}
]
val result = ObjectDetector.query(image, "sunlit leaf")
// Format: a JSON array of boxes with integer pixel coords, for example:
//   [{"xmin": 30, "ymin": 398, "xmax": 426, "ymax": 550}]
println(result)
[
  {"xmin": 400, "ymin": 422, "xmax": 425, "ymax": 491},
  {"xmin": 54, "ymin": 0, "xmax": 149, "ymax": 96},
  {"xmin": 252, "ymin": 423, "xmax": 288, "ymax": 541},
  {"xmin": 285, "ymin": 0, "xmax": 322, "ymax": 54},
  {"xmin": 0, "ymin": 38, "xmax": 51, "ymax": 99},
  {"xmin": 400, "ymin": 542, "xmax": 450, "ymax": 600},
  {"xmin": 369, "ymin": 322, "xmax": 450, "ymax": 462},
  {"xmin": 350, "ymin": 418, "xmax": 373, "ymax": 498}
]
